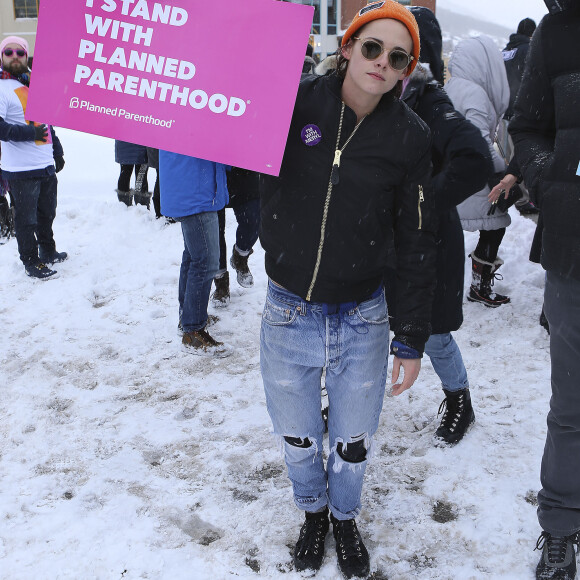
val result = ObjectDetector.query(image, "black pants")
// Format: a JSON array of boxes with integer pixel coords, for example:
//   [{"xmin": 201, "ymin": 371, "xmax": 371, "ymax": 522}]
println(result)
[
  {"xmin": 118, "ymin": 164, "xmax": 148, "ymax": 193},
  {"xmin": 473, "ymin": 228, "xmax": 506, "ymax": 263},
  {"xmin": 9, "ymin": 174, "xmax": 58, "ymax": 266},
  {"xmin": 217, "ymin": 198, "xmax": 260, "ymax": 271},
  {"xmin": 152, "ymin": 171, "xmax": 161, "ymax": 218}
]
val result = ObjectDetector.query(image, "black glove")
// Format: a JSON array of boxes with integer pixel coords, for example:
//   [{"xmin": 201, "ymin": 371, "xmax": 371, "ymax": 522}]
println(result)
[
  {"xmin": 54, "ymin": 156, "xmax": 65, "ymax": 173},
  {"xmin": 33, "ymin": 124, "xmax": 48, "ymax": 142}
]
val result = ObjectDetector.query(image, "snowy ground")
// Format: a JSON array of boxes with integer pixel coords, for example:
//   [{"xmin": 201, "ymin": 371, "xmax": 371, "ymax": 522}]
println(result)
[{"xmin": 0, "ymin": 129, "xmax": 549, "ymax": 579}]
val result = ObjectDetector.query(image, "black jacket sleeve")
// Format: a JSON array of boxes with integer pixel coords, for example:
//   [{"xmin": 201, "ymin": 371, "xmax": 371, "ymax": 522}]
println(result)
[
  {"xmin": 50, "ymin": 126, "xmax": 64, "ymax": 158},
  {"xmin": 509, "ymin": 21, "xmax": 556, "ymax": 206},
  {"xmin": 417, "ymin": 85, "xmax": 492, "ymax": 212},
  {"xmin": 0, "ymin": 116, "xmax": 36, "ymax": 142},
  {"xmin": 392, "ymin": 137, "xmax": 438, "ymax": 354}
]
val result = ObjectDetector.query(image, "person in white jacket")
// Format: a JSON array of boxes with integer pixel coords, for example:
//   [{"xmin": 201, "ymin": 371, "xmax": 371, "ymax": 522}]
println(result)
[{"xmin": 445, "ymin": 35, "xmax": 513, "ymax": 308}]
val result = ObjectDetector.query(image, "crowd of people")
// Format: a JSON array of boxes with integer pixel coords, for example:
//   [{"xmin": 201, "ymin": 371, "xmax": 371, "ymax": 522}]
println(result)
[{"xmin": 1, "ymin": 0, "xmax": 579, "ymax": 577}]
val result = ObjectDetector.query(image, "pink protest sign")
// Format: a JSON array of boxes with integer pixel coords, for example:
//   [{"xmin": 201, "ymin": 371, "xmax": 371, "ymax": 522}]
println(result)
[{"xmin": 26, "ymin": 0, "xmax": 313, "ymax": 176}]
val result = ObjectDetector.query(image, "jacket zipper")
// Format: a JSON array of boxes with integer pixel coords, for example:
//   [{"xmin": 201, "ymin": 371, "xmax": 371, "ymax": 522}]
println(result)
[
  {"xmin": 306, "ymin": 104, "xmax": 367, "ymax": 301},
  {"xmin": 417, "ymin": 185, "xmax": 424, "ymax": 230}
]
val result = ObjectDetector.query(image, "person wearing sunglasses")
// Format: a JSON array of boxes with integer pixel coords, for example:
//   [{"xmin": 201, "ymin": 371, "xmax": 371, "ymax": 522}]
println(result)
[
  {"xmin": 0, "ymin": 36, "xmax": 66, "ymax": 280},
  {"xmin": 259, "ymin": 2, "xmax": 437, "ymax": 577}
]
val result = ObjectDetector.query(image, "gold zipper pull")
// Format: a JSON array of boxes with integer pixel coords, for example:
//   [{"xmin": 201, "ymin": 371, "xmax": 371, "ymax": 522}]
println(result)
[
  {"xmin": 331, "ymin": 149, "xmax": 341, "ymax": 185},
  {"xmin": 419, "ymin": 185, "xmax": 424, "ymax": 202}
]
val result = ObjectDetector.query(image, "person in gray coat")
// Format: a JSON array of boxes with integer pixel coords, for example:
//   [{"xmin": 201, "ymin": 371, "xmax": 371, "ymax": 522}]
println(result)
[{"xmin": 445, "ymin": 35, "xmax": 512, "ymax": 308}]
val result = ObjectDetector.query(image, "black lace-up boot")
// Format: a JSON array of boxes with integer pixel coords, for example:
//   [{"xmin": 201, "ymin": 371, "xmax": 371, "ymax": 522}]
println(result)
[
  {"xmin": 294, "ymin": 508, "xmax": 329, "ymax": 572},
  {"xmin": 535, "ymin": 531, "xmax": 579, "ymax": 579},
  {"xmin": 330, "ymin": 513, "xmax": 370, "ymax": 579},
  {"xmin": 435, "ymin": 388, "xmax": 475, "ymax": 445}
]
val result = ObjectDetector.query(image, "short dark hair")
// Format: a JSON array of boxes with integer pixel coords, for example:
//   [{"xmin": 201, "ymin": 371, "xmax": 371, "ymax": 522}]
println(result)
[{"xmin": 517, "ymin": 18, "xmax": 536, "ymax": 37}]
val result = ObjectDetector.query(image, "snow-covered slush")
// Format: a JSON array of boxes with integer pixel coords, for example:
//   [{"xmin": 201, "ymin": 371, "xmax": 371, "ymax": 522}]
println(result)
[{"xmin": 0, "ymin": 128, "xmax": 549, "ymax": 578}]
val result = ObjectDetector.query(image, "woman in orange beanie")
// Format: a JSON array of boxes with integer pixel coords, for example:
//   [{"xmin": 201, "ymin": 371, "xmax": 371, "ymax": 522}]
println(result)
[{"xmin": 259, "ymin": 2, "xmax": 437, "ymax": 577}]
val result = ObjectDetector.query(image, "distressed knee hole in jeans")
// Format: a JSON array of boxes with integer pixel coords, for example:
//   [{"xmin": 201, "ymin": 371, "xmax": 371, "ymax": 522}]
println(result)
[
  {"xmin": 281, "ymin": 435, "xmax": 320, "ymax": 465},
  {"xmin": 331, "ymin": 434, "xmax": 374, "ymax": 473}
]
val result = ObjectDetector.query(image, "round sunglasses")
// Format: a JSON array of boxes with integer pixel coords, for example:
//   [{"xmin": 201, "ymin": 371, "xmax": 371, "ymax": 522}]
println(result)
[
  {"xmin": 352, "ymin": 37, "xmax": 413, "ymax": 71},
  {"xmin": 3, "ymin": 48, "xmax": 27, "ymax": 58}
]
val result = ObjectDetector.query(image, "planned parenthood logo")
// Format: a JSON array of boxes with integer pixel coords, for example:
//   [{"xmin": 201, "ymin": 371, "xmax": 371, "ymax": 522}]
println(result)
[{"xmin": 69, "ymin": 96, "xmax": 175, "ymax": 127}]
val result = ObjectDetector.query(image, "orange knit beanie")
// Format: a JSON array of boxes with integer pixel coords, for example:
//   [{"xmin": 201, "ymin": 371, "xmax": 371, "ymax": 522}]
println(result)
[{"xmin": 341, "ymin": 1, "xmax": 420, "ymax": 74}]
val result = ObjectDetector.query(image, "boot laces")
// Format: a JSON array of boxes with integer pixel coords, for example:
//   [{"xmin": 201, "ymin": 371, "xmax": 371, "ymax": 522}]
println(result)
[
  {"xmin": 196, "ymin": 328, "xmax": 219, "ymax": 347},
  {"xmin": 437, "ymin": 394, "xmax": 464, "ymax": 433},
  {"xmin": 297, "ymin": 515, "xmax": 327, "ymax": 557},
  {"xmin": 535, "ymin": 531, "xmax": 579, "ymax": 564},
  {"xmin": 335, "ymin": 519, "xmax": 364, "ymax": 561}
]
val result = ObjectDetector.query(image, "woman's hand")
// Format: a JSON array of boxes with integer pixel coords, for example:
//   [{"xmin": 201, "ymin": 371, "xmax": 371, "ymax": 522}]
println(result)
[
  {"xmin": 391, "ymin": 357, "xmax": 421, "ymax": 396},
  {"xmin": 488, "ymin": 173, "xmax": 518, "ymax": 203}
]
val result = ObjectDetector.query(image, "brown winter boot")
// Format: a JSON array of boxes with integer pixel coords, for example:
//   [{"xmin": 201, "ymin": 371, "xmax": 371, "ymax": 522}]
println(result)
[
  {"xmin": 467, "ymin": 254, "xmax": 510, "ymax": 307},
  {"xmin": 182, "ymin": 327, "xmax": 232, "ymax": 358},
  {"xmin": 211, "ymin": 271, "xmax": 230, "ymax": 308}
]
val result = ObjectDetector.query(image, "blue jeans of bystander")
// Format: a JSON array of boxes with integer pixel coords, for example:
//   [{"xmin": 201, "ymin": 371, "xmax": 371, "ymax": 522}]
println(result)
[
  {"xmin": 424, "ymin": 332, "xmax": 469, "ymax": 392},
  {"xmin": 177, "ymin": 211, "xmax": 219, "ymax": 332}
]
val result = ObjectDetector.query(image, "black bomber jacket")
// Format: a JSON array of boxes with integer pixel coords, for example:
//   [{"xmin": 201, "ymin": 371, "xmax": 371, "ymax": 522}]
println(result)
[{"xmin": 260, "ymin": 73, "xmax": 437, "ymax": 353}]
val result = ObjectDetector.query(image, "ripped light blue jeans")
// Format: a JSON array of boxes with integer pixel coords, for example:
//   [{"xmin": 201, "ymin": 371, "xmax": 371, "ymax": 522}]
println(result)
[{"xmin": 260, "ymin": 280, "xmax": 389, "ymax": 520}]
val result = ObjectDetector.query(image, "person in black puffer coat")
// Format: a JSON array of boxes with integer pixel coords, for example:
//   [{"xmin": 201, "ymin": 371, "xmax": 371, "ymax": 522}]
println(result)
[
  {"xmin": 386, "ymin": 6, "xmax": 492, "ymax": 445},
  {"xmin": 510, "ymin": 1, "xmax": 580, "ymax": 578},
  {"xmin": 497, "ymin": 18, "xmax": 540, "ymax": 216},
  {"xmin": 503, "ymin": 18, "xmax": 536, "ymax": 121}
]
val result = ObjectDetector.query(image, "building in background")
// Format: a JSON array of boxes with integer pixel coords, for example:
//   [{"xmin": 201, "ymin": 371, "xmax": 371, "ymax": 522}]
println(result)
[
  {"xmin": 1, "ymin": 1, "xmax": 437, "ymax": 64},
  {"xmin": 285, "ymin": 0, "xmax": 436, "ymax": 59},
  {"xmin": 1, "ymin": 0, "xmax": 39, "ymax": 58}
]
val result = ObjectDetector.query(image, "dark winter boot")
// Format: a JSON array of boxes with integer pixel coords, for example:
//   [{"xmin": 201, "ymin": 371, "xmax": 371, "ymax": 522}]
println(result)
[
  {"xmin": 211, "ymin": 272, "xmax": 230, "ymax": 308},
  {"xmin": 0, "ymin": 196, "xmax": 14, "ymax": 240},
  {"xmin": 39, "ymin": 249, "xmax": 68, "ymax": 264},
  {"xmin": 116, "ymin": 188, "xmax": 133, "ymax": 206},
  {"xmin": 230, "ymin": 245, "xmax": 254, "ymax": 288},
  {"xmin": 24, "ymin": 261, "xmax": 58, "ymax": 280},
  {"xmin": 331, "ymin": 514, "xmax": 370, "ymax": 579},
  {"xmin": 293, "ymin": 508, "xmax": 330, "ymax": 572},
  {"xmin": 467, "ymin": 254, "xmax": 510, "ymax": 307},
  {"xmin": 535, "ymin": 531, "xmax": 579, "ymax": 580},
  {"xmin": 133, "ymin": 191, "xmax": 152, "ymax": 208},
  {"xmin": 435, "ymin": 388, "xmax": 475, "ymax": 445}
]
